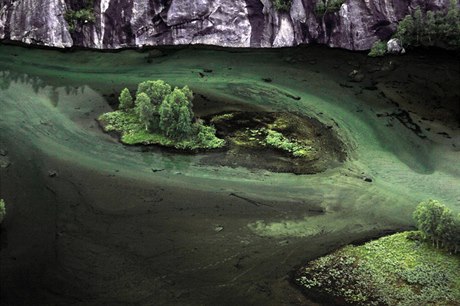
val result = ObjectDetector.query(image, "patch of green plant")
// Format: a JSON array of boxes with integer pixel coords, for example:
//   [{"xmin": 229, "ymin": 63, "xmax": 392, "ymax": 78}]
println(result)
[
  {"xmin": 64, "ymin": 7, "xmax": 96, "ymax": 32},
  {"xmin": 395, "ymin": 1, "xmax": 460, "ymax": 49},
  {"xmin": 315, "ymin": 0, "xmax": 346, "ymax": 16},
  {"xmin": 271, "ymin": 0, "xmax": 292, "ymax": 11},
  {"xmin": 98, "ymin": 80, "xmax": 225, "ymax": 151},
  {"xmin": 264, "ymin": 130, "xmax": 314, "ymax": 158},
  {"xmin": 210, "ymin": 113, "xmax": 234, "ymax": 124},
  {"xmin": 0, "ymin": 199, "xmax": 5, "ymax": 224},
  {"xmin": 296, "ymin": 232, "xmax": 460, "ymax": 305},
  {"xmin": 368, "ymin": 40, "xmax": 387, "ymax": 57}
]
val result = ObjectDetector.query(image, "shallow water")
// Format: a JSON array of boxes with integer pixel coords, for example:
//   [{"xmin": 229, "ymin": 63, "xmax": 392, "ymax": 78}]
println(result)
[{"xmin": 0, "ymin": 44, "xmax": 459, "ymax": 305}]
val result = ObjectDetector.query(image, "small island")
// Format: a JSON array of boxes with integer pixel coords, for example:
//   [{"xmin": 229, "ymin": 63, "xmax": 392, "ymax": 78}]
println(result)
[
  {"xmin": 295, "ymin": 200, "xmax": 460, "ymax": 305},
  {"xmin": 98, "ymin": 80, "xmax": 225, "ymax": 150}
]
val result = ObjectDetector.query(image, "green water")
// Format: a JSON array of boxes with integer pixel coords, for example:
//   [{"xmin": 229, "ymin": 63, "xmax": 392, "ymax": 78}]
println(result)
[{"xmin": 0, "ymin": 44, "xmax": 458, "ymax": 305}]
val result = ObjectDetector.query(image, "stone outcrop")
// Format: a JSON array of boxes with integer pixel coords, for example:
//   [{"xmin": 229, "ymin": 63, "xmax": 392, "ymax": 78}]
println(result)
[{"xmin": 0, "ymin": 0, "xmax": 454, "ymax": 50}]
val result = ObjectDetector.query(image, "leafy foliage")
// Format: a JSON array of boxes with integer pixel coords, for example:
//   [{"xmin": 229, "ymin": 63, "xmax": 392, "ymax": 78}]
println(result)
[
  {"xmin": 395, "ymin": 1, "xmax": 460, "ymax": 48},
  {"xmin": 99, "ymin": 80, "xmax": 224, "ymax": 150},
  {"xmin": 368, "ymin": 40, "xmax": 387, "ymax": 57},
  {"xmin": 118, "ymin": 88, "xmax": 133, "ymax": 110},
  {"xmin": 64, "ymin": 9, "xmax": 95, "ymax": 32}
]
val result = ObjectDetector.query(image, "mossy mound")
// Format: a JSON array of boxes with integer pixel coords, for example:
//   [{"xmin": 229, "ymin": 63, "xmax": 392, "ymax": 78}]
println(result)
[
  {"xmin": 295, "ymin": 232, "xmax": 460, "ymax": 305},
  {"xmin": 201, "ymin": 111, "xmax": 346, "ymax": 174}
]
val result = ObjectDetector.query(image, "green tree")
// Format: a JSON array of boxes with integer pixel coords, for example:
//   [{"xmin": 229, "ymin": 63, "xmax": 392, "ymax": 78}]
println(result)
[
  {"xmin": 159, "ymin": 87, "xmax": 195, "ymax": 140},
  {"xmin": 137, "ymin": 80, "xmax": 172, "ymax": 107},
  {"xmin": 413, "ymin": 199, "xmax": 447, "ymax": 246},
  {"xmin": 395, "ymin": 15, "xmax": 415, "ymax": 47},
  {"xmin": 135, "ymin": 93, "xmax": 155, "ymax": 130},
  {"xmin": 435, "ymin": 208, "xmax": 455, "ymax": 248},
  {"xmin": 119, "ymin": 88, "xmax": 133, "ymax": 110}
]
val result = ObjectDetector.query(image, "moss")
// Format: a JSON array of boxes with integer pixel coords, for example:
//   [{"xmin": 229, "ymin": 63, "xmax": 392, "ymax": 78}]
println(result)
[
  {"xmin": 98, "ymin": 110, "xmax": 224, "ymax": 150},
  {"xmin": 296, "ymin": 232, "xmax": 460, "ymax": 305}
]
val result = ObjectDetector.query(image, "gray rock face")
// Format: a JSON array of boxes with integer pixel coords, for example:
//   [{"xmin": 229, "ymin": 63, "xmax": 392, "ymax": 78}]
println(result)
[{"xmin": 0, "ymin": 0, "xmax": 454, "ymax": 50}]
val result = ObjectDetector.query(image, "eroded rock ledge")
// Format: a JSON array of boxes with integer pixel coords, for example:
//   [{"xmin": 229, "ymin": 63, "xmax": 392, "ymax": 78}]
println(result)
[{"xmin": 0, "ymin": 0, "xmax": 453, "ymax": 50}]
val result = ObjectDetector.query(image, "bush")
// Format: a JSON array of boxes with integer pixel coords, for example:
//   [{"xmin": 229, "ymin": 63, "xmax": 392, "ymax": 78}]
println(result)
[
  {"xmin": 64, "ymin": 8, "xmax": 95, "ymax": 32},
  {"xmin": 265, "ymin": 130, "xmax": 312, "ymax": 157},
  {"xmin": 368, "ymin": 40, "xmax": 387, "ymax": 57},
  {"xmin": 119, "ymin": 88, "xmax": 133, "ymax": 110},
  {"xmin": 0, "ymin": 199, "xmax": 5, "ymax": 224}
]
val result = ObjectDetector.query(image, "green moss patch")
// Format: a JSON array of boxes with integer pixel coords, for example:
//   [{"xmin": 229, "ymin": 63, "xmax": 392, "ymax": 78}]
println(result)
[{"xmin": 295, "ymin": 232, "xmax": 460, "ymax": 305}]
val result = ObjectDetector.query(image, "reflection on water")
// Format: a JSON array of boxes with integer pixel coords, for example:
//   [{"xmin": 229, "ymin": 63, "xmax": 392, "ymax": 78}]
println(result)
[{"xmin": 0, "ymin": 69, "xmax": 89, "ymax": 107}]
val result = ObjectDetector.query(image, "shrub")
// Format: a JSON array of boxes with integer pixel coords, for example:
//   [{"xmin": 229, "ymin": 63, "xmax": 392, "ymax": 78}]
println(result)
[
  {"xmin": 0, "ymin": 199, "xmax": 5, "ymax": 224},
  {"xmin": 368, "ymin": 40, "xmax": 387, "ymax": 57},
  {"xmin": 64, "ymin": 8, "xmax": 95, "ymax": 32},
  {"xmin": 271, "ymin": 0, "xmax": 292, "ymax": 11},
  {"xmin": 265, "ymin": 130, "xmax": 312, "ymax": 157},
  {"xmin": 119, "ymin": 88, "xmax": 133, "ymax": 110}
]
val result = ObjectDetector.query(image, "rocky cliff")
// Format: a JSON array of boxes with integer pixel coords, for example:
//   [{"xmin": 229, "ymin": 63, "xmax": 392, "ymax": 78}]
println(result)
[{"xmin": 0, "ymin": 0, "xmax": 454, "ymax": 50}]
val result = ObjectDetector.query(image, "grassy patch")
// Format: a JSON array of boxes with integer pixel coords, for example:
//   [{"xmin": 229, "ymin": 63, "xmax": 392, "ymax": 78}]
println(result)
[
  {"xmin": 98, "ymin": 110, "xmax": 225, "ymax": 150},
  {"xmin": 296, "ymin": 232, "xmax": 460, "ymax": 305}
]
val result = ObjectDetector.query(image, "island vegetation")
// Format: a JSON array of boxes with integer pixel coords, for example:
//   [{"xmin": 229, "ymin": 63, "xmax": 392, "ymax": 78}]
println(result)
[
  {"xmin": 295, "ymin": 200, "xmax": 460, "ymax": 305},
  {"xmin": 98, "ymin": 80, "xmax": 225, "ymax": 150}
]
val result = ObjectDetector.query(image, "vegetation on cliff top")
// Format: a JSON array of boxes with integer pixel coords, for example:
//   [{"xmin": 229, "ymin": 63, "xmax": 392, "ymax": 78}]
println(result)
[
  {"xmin": 295, "ymin": 200, "xmax": 460, "ymax": 305},
  {"xmin": 98, "ymin": 80, "xmax": 224, "ymax": 151},
  {"xmin": 395, "ymin": 1, "xmax": 460, "ymax": 49},
  {"xmin": 0, "ymin": 199, "xmax": 5, "ymax": 224}
]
